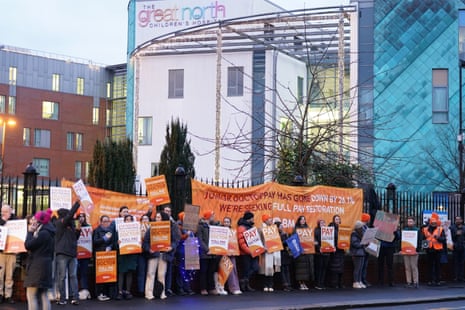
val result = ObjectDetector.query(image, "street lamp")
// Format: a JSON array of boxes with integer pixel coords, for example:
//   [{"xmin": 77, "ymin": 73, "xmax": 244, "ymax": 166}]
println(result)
[
  {"xmin": 459, "ymin": 9, "xmax": 465, "ymax": 218},
  {"xmin": 0, "ymin": 117, "xmax": 16, "ymax": 176}
]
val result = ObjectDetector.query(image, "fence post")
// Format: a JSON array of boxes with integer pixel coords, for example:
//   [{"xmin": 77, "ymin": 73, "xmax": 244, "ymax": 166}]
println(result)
[{"xmin": 22, "ymin": 163, "xmax": 39, "ymax": 216}]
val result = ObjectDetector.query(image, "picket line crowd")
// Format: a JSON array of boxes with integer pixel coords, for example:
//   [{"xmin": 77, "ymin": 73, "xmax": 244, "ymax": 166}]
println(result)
[{"xmin": 1, "ymin": 201, "xmax": 465, "ymax": 310}]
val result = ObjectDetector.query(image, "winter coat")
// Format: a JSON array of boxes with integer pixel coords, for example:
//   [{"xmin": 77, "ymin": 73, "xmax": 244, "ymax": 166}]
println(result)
[
  {"xmin": 328, "ymin": 223, "xmax": 345, "ymax": 273},
  {"xmin": 24, "ymin": 222, "xmax": 56, "ymax": 288},
  {"xmin": 93, "ymin": 224, "xmax": 116, "ymax": 252},
  {"xmin": 197, "ymin": 219, "xmax": 216, "ymax": 259},
  {"xmin": 237, "ymin": 218, "xmax": 253, "ymax": 255},
  {"xmin": 350, "ymin": 229, "xmax": 365, "ymax": 257},
  {"xmin": 54, "ymin": 201, "xmax": 80, "ymax": 257},
  {"xmin": 451, "ymin": 224, "xmax": 465, "ymax": 251}
]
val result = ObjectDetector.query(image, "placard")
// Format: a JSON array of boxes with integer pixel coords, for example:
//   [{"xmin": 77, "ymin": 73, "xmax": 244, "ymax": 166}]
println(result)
[
  {"xmin": 208, "ymin": 225, "xmax": 229, "ymax": 255},
  {"xmin": 5, "ymin": 219, "xmax": 27, "ymax": 253},
  {"xmin": 296, "ymin": 227, "xmax": 315, "ymax": 254},
  {"xmin": 337, "ymin": 226, "xmax": 351, "ymax": 250},
  {"xmin": 361, "ymin": 227, "xmax": 378, "ymax": 245},
  {"xmin": 77, "ymin": 226, "xmax": 93, "ymax": 259},
  {"xmin": 184, "ymin": 236, "xmax": 200, "ymax": 270},
  {"xmin": 373, "ymin": 211, "xmax": 399, "ymax": 242},
  {"xmin": 118, "ymin": 222, "xmax": 142, "ymax": 255},
  {"xmin": 0, "ymin": 226, "xmax": 8, "ymax": 251},
  {"xmin": 217, "ymin": 255, "xmax": 233, "ymax": 286},
  {"xmin": 150, "ymin": 221, "xmax": 171, "ymax": 252},
  {"xmin": 243, "ymin": 227, "xmax": 265, "ymax": 257},
  {"xmin": 72, "ymin": 179, "xmax": 94, "ymax": 215},
  {"xmin": 365, "ymin": 239, "xmax": 380, "ymax": 257},
  {"xmin": 145, "ymin": 175, "xmax": 171, "ymax": 206},
  {"xmin": 400, "ymin": 230, "xmax": 418, "ymax": 255},
  {"xmin": 183, "ymin": 204, "xmax": 200, "ymax": 232},
  {"xmin": 261, "ymin": 224, "xmax": 283, "ymax": 253},
  {"xmin": 50, "ymin": 186, "xmax": 72, "ymax": 211},
  {"xmin": 320, "ymin": 226, "xmax": 336, "ymax": 253},
  {"xmin": 95, "ymin": 250, "xmax": 117, "ymax": 283}
]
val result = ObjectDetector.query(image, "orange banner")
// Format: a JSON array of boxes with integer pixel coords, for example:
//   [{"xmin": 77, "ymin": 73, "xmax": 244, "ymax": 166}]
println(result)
[
  {"xmin": 192, "ymin": 180, "xmax": 363, "ymax": 233},
  {"xmin": 95, "ymin": 251, "xmax": 117, "ymax": 283},
  {"xmin": 61, "ymin": 179, "xmax": 151, "ymax": 229}
]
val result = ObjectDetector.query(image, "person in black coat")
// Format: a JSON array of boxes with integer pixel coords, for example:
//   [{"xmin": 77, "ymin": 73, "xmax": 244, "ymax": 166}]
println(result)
[{"xmin": 24, "ymin": 208, "xmax": 55, "ymax": 310}]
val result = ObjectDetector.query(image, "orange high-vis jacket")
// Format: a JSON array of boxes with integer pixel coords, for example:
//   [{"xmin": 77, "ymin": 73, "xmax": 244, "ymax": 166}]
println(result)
[{"xmin": 422, "ymin": 226, "xmax": 444, "ymax": 250}]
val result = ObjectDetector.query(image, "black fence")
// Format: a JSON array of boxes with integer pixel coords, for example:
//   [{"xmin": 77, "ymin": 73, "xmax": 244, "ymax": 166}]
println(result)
[{"xmin": 2, "ymin": 174, "xmax": 462, "ymax": 226}]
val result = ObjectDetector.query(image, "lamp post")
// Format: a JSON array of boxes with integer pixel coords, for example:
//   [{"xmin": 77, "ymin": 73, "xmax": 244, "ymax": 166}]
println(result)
[
  {"xmin": 174, "ymin": 165, "xmax": 186, "ymax": 217},
  {"xmin": 0, "ymin": 117, "xmax": 16, "ymax": 176},
  {"xmin": 459, "ymin": 9, "xmax": 465, "ymax": 218}
]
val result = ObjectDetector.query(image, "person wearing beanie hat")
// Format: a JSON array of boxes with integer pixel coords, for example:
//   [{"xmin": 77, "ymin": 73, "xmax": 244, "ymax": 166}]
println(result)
[
  {"xmin": 236, "ymin": 211, "xmax": 259, "ymax": 292},
  {"xmin": 258, "ymin": 213, "xmax": 280, "ymax": 292},
  {"xmin": 24, "ymin": 208, "xmax": 56, "ymax": 310},
  {"xmin": 350, "ymin": 220, "xmax": 367, "ymax": 289},
  {"xmin": 422, "ymin": 212, "xmax": 446, "ymax": 286},
  {"xmin": 197, "ymin": 209, "xmax": 219, "ymax": 296}
]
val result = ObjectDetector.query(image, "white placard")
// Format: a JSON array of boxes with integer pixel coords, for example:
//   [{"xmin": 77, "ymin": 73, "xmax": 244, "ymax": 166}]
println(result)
[{"xmin": 50, "ymin": 186, "xmax": 72, "ymax": 211}]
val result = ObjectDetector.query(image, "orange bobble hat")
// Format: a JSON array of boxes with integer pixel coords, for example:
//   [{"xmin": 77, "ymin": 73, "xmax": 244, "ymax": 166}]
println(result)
[
  {"xmin": 203, "ymin": 210, "xmax": 214, "ymax": 220},
  {"xmin": 178, "ymin": 211, "xmax": 185, "ymax": 222},
  {"xmin": 262, "ymin": 214, "xmax": 272, "ymax": 222},
  {"xmin": 430, "ymin": 212, "xmax": 439, "ymax": 224},
  {"xmin": 361, "ymin": 213, "xmax": 371, "ymax": 223}
]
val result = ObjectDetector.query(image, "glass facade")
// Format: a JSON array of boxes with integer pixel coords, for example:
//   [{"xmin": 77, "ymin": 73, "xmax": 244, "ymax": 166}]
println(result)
[{"xmin": 367, "ymin": 0, "xmax": 465, "ymax": 191}]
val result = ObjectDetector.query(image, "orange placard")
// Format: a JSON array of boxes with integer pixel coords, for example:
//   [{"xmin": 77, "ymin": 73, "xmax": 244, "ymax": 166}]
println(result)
[
  {"xmin": 95, "ymin": 251, "xmax": 117, "ymax": 283},
  {"xmin": 150, "ymin": 221, "xmax": 171, "ymax": 252},
  {"xmin": 5, "ymin": 219, "xmax": 27, "ymax": 253},
  {"xmin": 262, "ymin": 224, "xmax": 283, "ymax": 253},
  {"xmin": 77, "ymin": 226, "xmax": 93, "ymax": 259},
  {"xmin": 337, "ymin": 226, "xmax": 351, "ymax": 250},
  {"xmin": 227, "ymin": 228, "xmax": 240, "ymax": 256},
  {"xmin": 145, "ymin": 175, "xmax": 171, "ymax": 206},
  {"xmin": 400, "ymin": 230, "xmax": 418, "ymax": 255},
  {"xmin": 243, "ymin": 227, "xmax": 265, "ymax": 257},
  {"xmin": 218, "ymin": 255, "xmax": 233, "ymax": 286},
  {"xmin": 296, "ymin": 228, "xmax": 314, "ymax": 254},
  {"xmin": 320, "ymin": 226, "xmax": 336, "ymax": 253},
  {"xmin": 208, "ymin": 225, "xmax": 229, "ymax": 255}
]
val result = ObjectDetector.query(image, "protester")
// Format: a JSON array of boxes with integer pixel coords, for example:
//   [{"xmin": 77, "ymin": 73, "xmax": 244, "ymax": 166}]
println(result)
[
  {"xmin": 54, "ymin": 201, "xmax": 81, "ymax": 305},
  {"xmin": 422, "ymin": 212, "xmax": 445, "ymax": 286},
  {"xmin": 350, "ymin": 221, "xmax": 366, "ymax": 289},
  {"xmin": 0, "ymin": 204, "xmax": 17, "ymax": 304},
  {"xmin": 143, "ymin": 211, "xmax": 176, "ymax": 300},
  {"xmin": 77, "ymin": 212, "xmax": 92, "ymax": 300},
  {"xmin": 93, "ymin": 215, "xmax": 116, "ymax": 301},
  {"xmin": 220, "ymin": 216, "xmax": 242, "ymax": 295},
  {"xmin": 24, "ymin": 209, "xmax": 55, "ymax": 310},
  {"xmin": 451, "ymin": 216, "xmax": 465, "ymax": 282},
  {"xmin": 162, "ymin": 205, "xmax": 181, "ymax": 297},
  {"xmin": 174, "ymin": 212, "xmax": 195, "ymax": 296},
  {"xmin": 377, "ymin": 227, "xmax": 400, "ymax": 287},
  {"xmin": 314, "ymin": 219, "xmax": 330, "ymax": 290},
  {"xmin": 136, "ymin": 214, "xmax": 150, "ymax": 296},
  {"xmin": 197, "ymin": 210, "xmax": 220, "ymax": 296},
  {"xmin": 293, "ymin": 215, "xmax": 313, "ymax": 290},
  {"xmin": 360, "ymin": 213, "xmax": 371, "ymax": 287},
  {"xmin": 276, "ymin": 220, "xmax": 293, "ymax": 292},
  {"xmin": 258, "ymin": 214, "xmax": 281, "ymax": 292},
  {"xmin": 115, "ymin": 214, "xmax": 137, "ymax": 300},
  {"xmin": 237, "ymin": 211, "xmax": 259, "ymax": 292},
  {"xmin": 328, "ymin": 215, "xmax": 345, "ymax": 288},
  {"xmin": 401, "ymin": 216, "xmax": 419, "ymax": 288}
]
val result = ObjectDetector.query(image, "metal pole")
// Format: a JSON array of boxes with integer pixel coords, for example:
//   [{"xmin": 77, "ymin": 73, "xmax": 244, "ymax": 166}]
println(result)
[
  {"xmin": 460, "ymin": 66, "xmax": 464, "ymax": 218},
  {"xmin": 1, "ymin": 121, "xmax": 5, "ymax": 175}
]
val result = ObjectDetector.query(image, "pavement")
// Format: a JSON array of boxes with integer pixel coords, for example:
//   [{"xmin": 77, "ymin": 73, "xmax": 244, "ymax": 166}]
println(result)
[{"xmin": 4, "ymin": 282, "xmax": 465, "ymax": 310}]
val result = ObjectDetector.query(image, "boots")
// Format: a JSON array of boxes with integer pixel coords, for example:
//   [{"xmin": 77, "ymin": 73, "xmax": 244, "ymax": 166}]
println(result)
[
  {"xmin": 245, "ymin": 279, "xmax": 255, "ymax": 292},
  {"xmin": 239, "ymin": 279, "xmax": 247, "ymax": 292}
]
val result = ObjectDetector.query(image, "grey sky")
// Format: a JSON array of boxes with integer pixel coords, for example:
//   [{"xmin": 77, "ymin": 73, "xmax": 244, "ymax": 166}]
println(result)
[{"xmin": 0, "ymin": 0, "xmax": 348, "ymax": 65}]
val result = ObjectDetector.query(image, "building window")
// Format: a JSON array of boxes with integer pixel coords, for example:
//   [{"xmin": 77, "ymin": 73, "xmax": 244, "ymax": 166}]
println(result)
[
  {"xmin": 168, "ymin": 69, "xmax": 184, "ymax": 98},
  {"xmin": 227, "ymin": 67, "xmax": 244, "ymax": 96},
  {"xmin": 8, "ymin": 96, "xmax": 15, "ymax": 115},
  {"xmin": 297, "ymin": 76, "xmax": 304, "ymax": 104},
  {"xmin": 92, "ymin": 107, "xmax": 99, "ymax": 125},
  {"xmin": 106, "ymin": 82, "xmax": 112, "ymax": 98},
  {"xmin": 151, "ymin": 162, "xmax": 160, "ymax": 177},
  {"xmin": 432, "ymin": 69, "xmax": 449, "ymax": 124},
  {"xmin": 33, "ymin": 158, "xmax": 50, "ymax": 177},
  {"xmin": 9, "ymin": 67, "xmax": 17, "ymax": 85},
  {"xmin": 0, "ymin": 96, "xmax": 5, "ymax": 113},
  {"xmin": 23, "ymin": 128, "xmax": 31, "ymax": 146},
  {"xmin": 77, "ymin": 77, "xmax": 84, "ymax": 95},
  {"xmin": 34, "ymin": 129, "xmax": 51, "ymax": 148},
  {"xmin": 85, "ymin": 161, "xmax": 90, "ymax": 179},
  {"xmin": 138, "ymin": 117, "xmax": 152, "ymax": 145},
  {"xmin": 75, "ymin": 133, "xmax": 83, "ymax": 151},
  {"xmin": 75, "ymin": 161, "xmax": 82, "ymax": 179},
  {"xmin": 66, "ymin": 132, "xmax": 73, "ymax": 150},
  {"xmin": 42, "ymin": 101, "xmax": 59, "ymax": 120},
  {"xmin": 67, "ymin": 132, "xmax": 83, "ymax": 151},
  {"xmin": 52, "ymin": 74, "xmax": 60, "ymax": 91}
]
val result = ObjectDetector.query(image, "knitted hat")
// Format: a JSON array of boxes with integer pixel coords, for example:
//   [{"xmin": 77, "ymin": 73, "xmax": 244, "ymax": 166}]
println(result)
[
  {"xmin": 178, "ymin": 211, "xmax": 185, "ymax": 222},
  {"xmin": 262, "ymin": 214, "xmax": 272, "ymax": 222},
  {"xmin": 430, "ymin": 212, "xmax": 439, "ymax": 224},
  {"xmin": 354, "ymin": 220, "xmax": 364, "ymax": 229},
  {"xmin": 35, "ymin": 209, "xmax": 53, "ymax": 225},
  {"xmin": 243, "ymin": 211, "xmax": 254, "ymax": 220},
  {"xmin": 203, "ymin": 210, "xmax": 214, "ymax": 220},
  {"xmin": 361, "ymin": 213, "xmax": 371, "ymax": 223}
]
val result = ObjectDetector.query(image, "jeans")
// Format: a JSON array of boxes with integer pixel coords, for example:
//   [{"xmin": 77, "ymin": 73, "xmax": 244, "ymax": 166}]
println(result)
[
  {"xmin": 26, "ymin": 287, "xmax": 51, "ymax": 310},
  {"xmin": 77, "ymin": 258, "xmax": 90, "ymax": 290},
  {"xmin": 136, "ymin": 255, "xmax": 147, "ymax": 293},
  {"xmin": 56, "ymin": 254, "xmax": 79, "ymax": 301}
]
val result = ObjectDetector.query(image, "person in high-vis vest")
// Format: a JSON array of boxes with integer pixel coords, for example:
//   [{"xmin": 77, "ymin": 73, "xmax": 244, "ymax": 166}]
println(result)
[{"xmin": 422, "ymin": 213, "xmax": 446, "ymax": 286}]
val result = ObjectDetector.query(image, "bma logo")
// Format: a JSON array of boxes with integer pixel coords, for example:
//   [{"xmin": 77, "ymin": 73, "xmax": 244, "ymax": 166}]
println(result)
[{"xmin": 138, "ymin": 1, "xmax": 227, "ymax": 27}]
